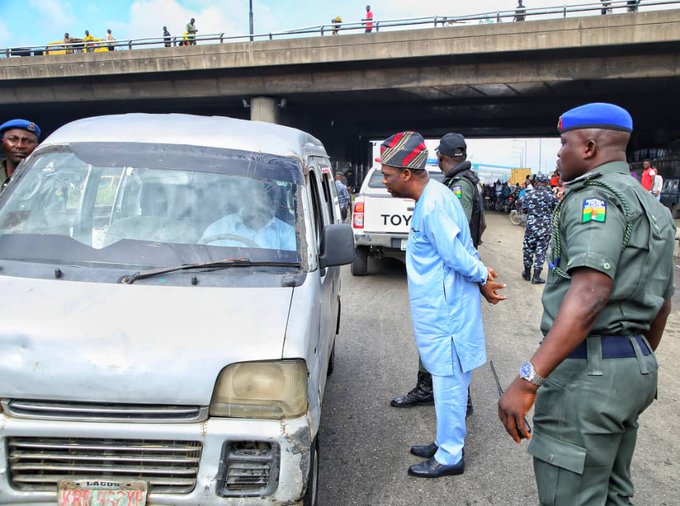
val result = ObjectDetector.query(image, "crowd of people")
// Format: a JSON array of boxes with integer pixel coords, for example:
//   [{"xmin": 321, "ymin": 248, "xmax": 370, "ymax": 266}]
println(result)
[{"xmin": 481, "ymin": 170, "xmax": 565, "ymax": 214}]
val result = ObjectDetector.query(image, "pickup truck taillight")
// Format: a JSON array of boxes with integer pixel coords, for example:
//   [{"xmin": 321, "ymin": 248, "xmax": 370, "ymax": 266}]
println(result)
[{"xmin": 353, "ymin": 201, "xmax": 364, "ymax": 229}]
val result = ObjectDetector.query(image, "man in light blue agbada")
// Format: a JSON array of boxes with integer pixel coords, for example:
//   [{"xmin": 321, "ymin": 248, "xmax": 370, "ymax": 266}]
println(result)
[{"xmin": 378, "ymin": 131, "xmax": 506, "ymax": 478}]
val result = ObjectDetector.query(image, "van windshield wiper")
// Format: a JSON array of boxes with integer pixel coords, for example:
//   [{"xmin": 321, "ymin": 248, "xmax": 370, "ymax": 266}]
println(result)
[{"xmin": 121, "ymin": 257, "xmax": 300, "ymax": 284}]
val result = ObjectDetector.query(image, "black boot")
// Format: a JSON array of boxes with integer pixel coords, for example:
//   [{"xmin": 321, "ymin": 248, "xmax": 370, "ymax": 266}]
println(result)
[
  {"xmin": 521, "ymin": 266, "xmax": 531, "ymax": 281},
  {"xmin": 532, "ymin": 269, "xmax": 545, "ymax": 284},
  {"xmin": 391, "ymin": 371, "xmax": 434, "ymax": 407}
]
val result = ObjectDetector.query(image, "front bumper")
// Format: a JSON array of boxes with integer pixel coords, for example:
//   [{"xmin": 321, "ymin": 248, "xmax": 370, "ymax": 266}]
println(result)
[{"xmin": 0, "ymin": 413, "xmax": 312, "ymax": 505}]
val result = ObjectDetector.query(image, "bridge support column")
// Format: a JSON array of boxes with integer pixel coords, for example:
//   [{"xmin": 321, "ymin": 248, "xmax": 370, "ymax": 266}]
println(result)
[{"xmin": 250, "ymin": 97, "xmax": 279, "ymax": 124}]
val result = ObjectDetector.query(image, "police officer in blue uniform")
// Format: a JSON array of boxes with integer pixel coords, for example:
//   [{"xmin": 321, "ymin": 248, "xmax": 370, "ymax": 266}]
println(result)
[
  {"xmin": 498, "ymin": 103, "xmax": 675, "ymax": 504},
  {"xmin": 521, "ymin": 173, "xmax": 558, "ymax": 284}
]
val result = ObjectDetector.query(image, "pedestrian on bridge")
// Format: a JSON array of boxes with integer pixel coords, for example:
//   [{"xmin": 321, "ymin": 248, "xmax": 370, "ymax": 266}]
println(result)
[
  {"xmin": 378, "ymin": 131, "xmax": 505, "ymax": 478},
  {"xmin": 363, "ymin": 5, "xmax": 374, "ymax": 33},
  {"xmin": 186, "ymin": 18, "xmax": 197, "ymax": 45},
  {"xmin": 498, "ymin": 102, "xmax": 675, "ymax": 505},
  {"xmin": 513, "ymin": 0, "xmax": 526, "ymax": 22},
  {"xmin": 163, "ymin": 26, "xmax": 172, "ymax": 47}
]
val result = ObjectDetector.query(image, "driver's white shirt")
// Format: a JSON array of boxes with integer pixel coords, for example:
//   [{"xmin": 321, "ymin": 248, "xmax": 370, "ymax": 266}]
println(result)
[{"xmin": 200, "ymin": 211, "xmax": 296, "ymax": 250}]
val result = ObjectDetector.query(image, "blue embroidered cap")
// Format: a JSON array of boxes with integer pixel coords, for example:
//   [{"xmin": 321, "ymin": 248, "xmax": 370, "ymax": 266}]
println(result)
[
  {"xmin": 557, "ymin": 103, "xmax": 632, "ymax": 134},
  {"xmin": 0, "ymin": 119, "xmax": 41, "ymax": 139}
]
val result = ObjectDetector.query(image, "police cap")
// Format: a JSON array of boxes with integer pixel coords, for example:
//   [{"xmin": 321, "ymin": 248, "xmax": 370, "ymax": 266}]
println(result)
[
  {"xmin": 557, "ymin": 103, "xmax": 632, "ymax": 134},
  {"xmin": 0, "ymin": 119, "xmax": 41, "ymax": 139},
  {"xmin": 435, "ymin": 132, "xmax": 467, "ymax": 157}
]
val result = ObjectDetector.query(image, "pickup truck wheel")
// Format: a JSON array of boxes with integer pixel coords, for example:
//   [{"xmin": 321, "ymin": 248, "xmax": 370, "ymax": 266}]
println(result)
[
  {"xmin": 351, "ymin": 247, "xmax": 369, "ymax": 276},
  {"xmin": 302, "ymin": 437, "xmax": 319, "ymax": 506}
]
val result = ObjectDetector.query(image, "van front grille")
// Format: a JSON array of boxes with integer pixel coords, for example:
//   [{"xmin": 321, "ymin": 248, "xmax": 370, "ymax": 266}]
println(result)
[
  {"xmin": 2, "ymin": 399, "xmax": 207, "ymax": 423},
  {"xmin": 7, "ymin": 437, "xmax": 202, "ymax": 494}
]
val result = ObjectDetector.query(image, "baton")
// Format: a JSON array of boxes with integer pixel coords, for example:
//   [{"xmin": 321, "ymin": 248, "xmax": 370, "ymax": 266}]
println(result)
[{"xmin": 490, "ymin": 360, "xmax": 532, "ymax": 438}]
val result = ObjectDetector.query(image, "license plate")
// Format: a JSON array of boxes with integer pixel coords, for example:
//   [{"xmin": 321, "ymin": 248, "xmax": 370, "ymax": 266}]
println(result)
[
  {"xmin": 58, "ymin": 479, "xmax": 147, "ymax": 506},
  {"xmin": 400, "ymin": 239, "xmax": 408, "ymax": 251}
]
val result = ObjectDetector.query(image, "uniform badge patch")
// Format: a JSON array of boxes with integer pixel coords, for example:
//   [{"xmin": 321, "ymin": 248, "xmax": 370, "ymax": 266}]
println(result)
[
  {"xmin": 582, "ymin": 198, "xmax": 606, "ymax": 223},
  {"xmin": 452, "ymin": 185, "xmax": 463, "ymax": 199}
]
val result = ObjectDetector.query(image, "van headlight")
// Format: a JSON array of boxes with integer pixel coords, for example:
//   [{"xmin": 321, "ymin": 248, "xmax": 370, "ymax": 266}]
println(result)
[{"xmin": 210, "ymin": 360, "xmax": 308, "ymax": 419}]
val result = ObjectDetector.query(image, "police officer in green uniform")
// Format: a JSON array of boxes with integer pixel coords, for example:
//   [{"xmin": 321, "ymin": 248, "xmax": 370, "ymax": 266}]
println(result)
[
  {"xmin": 498, "ymin": 103, "xmax": 675, "ymax": 505},
  {"xmin": 1, "ymin": 119, "xmax": 41, "ymax": 192},
  {"xmin": 391, "ymin": 133, "xmax": 485, "ymax": 414}
]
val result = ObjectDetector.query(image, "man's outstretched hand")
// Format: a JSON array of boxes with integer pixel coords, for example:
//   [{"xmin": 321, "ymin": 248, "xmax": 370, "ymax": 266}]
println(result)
[{"xmin": 481, "ymin": 267, "xmax": 507, "ymax": 304}]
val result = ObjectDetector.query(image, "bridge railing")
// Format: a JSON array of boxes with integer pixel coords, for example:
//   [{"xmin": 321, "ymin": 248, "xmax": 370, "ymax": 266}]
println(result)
[{"xmin": 2, "ymin": 0, "xmax": 679, "ymax": 58}]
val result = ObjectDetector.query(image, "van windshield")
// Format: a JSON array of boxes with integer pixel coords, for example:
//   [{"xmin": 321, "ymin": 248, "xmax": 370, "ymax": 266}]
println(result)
[{"xmin": 0, "ymin": 143, "xmax": 302, "ymax": 272}]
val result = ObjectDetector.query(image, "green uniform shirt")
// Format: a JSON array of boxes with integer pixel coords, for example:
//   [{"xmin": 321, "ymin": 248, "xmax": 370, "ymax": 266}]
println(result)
[
  {"xmin": 447, "ymin": 176, "xmax": 474, "ymax": 222},
  {"xmin": 541, "ymin": 161, "xmax": 675, "ymax": 335}
]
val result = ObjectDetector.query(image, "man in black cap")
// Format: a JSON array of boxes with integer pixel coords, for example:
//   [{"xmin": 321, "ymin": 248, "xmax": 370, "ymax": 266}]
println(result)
[
  {"xmin": 520, "ymin": 173, "xmax": 558, "ymax": 284},
  {"xmin": 1, "ymin": 119, "xmax": 41, "ymax": 192},
  {"xmin": 390, "ymin": 132, "xmax": 485, "ymax": 416}
]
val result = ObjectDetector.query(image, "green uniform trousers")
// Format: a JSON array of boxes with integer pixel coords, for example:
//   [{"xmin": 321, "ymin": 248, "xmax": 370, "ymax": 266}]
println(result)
[{"xmin": 529, "ymin": 336, "xmax": 657, "ymax": 505}]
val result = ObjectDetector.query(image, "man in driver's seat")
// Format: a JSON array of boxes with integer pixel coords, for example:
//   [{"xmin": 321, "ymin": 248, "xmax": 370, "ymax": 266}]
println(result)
[{"xmin": 200, "ymin": 179, "xmax": 296, "ymax": 250}]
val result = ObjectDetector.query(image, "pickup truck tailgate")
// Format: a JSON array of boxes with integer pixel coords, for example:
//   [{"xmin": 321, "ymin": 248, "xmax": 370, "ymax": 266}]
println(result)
[{"xmin": 363, "ymin": 195, "xmax": 414, "ymax": 234}]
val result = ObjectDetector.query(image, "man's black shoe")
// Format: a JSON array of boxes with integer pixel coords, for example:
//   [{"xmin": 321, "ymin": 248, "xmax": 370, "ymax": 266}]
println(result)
[
  {"xmin": 410, "ymin": 442, "xmax": 438, "ymax": 459},
  {"xmin": 521, "ymin": 267, "xmax": 531, "ymax": 281},
  {"xmin": 390, "ymin": 388, "xmax": 434, "ymax": 407},
  {"xmin": 408, "ymin": 456, "xmax": 465, "ymax": 478},
  {"xmin": 391, "ymin": 371, "xmax": 434, "ymax": 407}
]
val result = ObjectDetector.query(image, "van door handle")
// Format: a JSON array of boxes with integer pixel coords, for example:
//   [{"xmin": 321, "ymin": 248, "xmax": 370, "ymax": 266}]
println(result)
[{"xmin": 407, "ymin": 207, "xmax": 414, "ymax": 211}]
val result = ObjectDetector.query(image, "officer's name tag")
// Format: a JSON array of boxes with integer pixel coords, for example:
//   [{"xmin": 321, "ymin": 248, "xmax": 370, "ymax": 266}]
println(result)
[{"xmin": 582, "ymin": 198, "xmax": 606, "ymax": 223}]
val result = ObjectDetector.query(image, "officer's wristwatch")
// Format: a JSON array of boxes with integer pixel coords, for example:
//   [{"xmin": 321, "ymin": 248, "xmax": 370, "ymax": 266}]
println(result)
[{"xmin": 519, "ymin": 361, "xmax": 545, "ymax": 386}]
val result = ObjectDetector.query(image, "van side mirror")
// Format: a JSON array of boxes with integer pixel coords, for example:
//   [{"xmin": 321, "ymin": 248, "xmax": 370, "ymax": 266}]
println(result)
[{"xmin": 319, "ymin": 224, "xmax": 355, "ymax": 268}]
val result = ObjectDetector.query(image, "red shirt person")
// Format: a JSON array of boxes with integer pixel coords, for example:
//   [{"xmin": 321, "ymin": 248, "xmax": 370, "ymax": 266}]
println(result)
[
  {"xmin": 363, "ymin": 5, "xmax": 374, "ymax": 32},
  {"xmin": 640, "ymin": 159, "xmax": 657, "ymax": 191}
]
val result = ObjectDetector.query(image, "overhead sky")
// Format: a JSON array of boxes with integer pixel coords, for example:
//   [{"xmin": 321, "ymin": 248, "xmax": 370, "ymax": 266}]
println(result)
[{"xmin": 1, "ymin": 1, "xmax": 666, "ymax": 172}]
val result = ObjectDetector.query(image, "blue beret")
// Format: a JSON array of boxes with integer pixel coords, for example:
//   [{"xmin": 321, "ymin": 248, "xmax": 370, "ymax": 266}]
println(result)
[
  {"xmin": 0, "ymin": 119, "xmax": 41, "ymax": 139},
  {"xmin": 376, "ymin": 131, "xmax": 428, "ymax": 170},
  {"xmin": 557, "ymin": 103, "xmax": 632, "ymax": 134}
]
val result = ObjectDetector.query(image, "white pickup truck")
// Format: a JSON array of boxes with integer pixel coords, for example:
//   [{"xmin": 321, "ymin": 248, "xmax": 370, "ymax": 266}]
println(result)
[{"xmin": 351, "ymin": 166, "xmax": 444, "ymax": 275}]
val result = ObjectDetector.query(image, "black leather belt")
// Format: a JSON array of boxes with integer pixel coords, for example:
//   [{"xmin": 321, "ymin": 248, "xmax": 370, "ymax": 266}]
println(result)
[{"xmin": 568, "ymin": 334, "xmax": 651, "ymax": 359}]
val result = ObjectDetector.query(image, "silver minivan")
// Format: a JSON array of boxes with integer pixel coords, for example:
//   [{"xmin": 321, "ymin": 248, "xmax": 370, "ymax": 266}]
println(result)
[{"xmin": 0, "ymin": 114, "xmax": 354, "ymax": 505}]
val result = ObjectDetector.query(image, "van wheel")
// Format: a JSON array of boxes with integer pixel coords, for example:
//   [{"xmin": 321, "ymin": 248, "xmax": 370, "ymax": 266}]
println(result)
[
  {"xmin": 351, "ymin": 247, "xmax": 368, "ymax": 276},
  {"xmin": 302, "ymin": 437, "xmax": 319, "ymax": 506}
]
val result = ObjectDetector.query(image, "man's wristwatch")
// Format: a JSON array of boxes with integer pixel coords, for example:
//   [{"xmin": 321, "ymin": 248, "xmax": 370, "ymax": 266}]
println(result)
[{"xmin": 519, "ymin": 361, "xmax": 545, "ymax": 386}]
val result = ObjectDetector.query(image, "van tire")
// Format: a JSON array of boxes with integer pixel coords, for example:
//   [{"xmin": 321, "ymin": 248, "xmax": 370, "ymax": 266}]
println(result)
[
  {"xmin": 302, "ymin": 437, "xmax": 319, "ymax": 506},
  {"xmin": 351, "ymin": 247, "xmax": 368, "ymax": 276}
]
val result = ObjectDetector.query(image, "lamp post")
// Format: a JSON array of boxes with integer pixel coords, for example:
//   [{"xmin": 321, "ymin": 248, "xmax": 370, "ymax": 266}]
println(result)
[{"xmin": 249, "ymin": 0, "xmax": 254, "ymax": 41}]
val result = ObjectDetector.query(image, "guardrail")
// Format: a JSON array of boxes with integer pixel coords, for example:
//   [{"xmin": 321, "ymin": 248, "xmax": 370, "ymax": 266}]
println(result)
[{"xmin": 2, "ymin": 0, "xmax": 679, "ymax": 58}]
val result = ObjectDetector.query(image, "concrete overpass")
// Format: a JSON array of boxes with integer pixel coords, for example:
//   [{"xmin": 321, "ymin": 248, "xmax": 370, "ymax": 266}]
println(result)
[{"xmin": 1, "ymin": 9, "xmax": 679, "ymax": 170}]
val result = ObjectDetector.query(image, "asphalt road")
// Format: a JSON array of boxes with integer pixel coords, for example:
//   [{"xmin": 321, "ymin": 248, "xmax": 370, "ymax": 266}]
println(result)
[{"xmin": 318, "ymin": 212, "xmax": 680, "ymax": 506}]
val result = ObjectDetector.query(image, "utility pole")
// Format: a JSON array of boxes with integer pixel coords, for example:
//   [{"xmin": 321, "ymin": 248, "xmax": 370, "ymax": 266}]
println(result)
[{"xmin": 249, "ymin": 0, "xmax": 254, "ymax": 41}]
